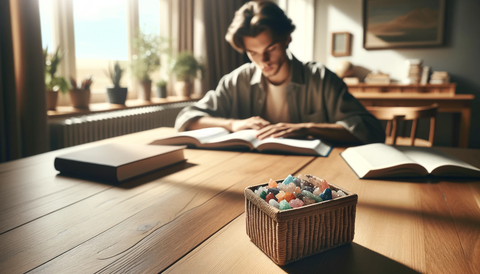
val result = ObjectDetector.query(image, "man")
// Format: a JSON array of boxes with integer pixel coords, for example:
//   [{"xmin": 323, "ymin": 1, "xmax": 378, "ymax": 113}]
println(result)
[{"xmin": 175, "ymin": 1, "xmax": 385, "ymax": 144}]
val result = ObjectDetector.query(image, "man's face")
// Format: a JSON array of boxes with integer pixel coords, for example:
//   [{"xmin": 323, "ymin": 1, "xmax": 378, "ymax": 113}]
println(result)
[{"xmin": 243, "ymin": 30, "xmax": 290, "ymax": 81}]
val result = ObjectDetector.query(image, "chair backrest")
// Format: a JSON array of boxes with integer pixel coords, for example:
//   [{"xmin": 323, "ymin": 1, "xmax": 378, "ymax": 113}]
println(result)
[{"xmin": 366, "ymin": 104, "xmax": 438, "ymax": 146}]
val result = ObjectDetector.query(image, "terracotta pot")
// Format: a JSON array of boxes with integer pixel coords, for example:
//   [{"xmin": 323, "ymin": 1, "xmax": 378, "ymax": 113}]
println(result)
[
  {"xmin": 174, "ymin": 81, "xmax": 194, "ymax": 98},
  {"xmin": 46, "ymin": 90, "xmax": 58, "ymax": 110},
  {"xmin": 139, "ymin": 80, "xmax": 152, "ymax": 101},
  {"xmin": 69, "ymin": 89, "xmax": 91, "ymax": 108},
  {"xmin": 107, "ymin": 87, "xmax": 128, "ymax": 105}
]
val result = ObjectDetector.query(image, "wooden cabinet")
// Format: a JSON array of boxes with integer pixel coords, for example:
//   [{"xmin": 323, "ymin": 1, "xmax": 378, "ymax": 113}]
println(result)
[{"xmin": 347, "ymin": 83, "xmax": 456, "ymax": 95}]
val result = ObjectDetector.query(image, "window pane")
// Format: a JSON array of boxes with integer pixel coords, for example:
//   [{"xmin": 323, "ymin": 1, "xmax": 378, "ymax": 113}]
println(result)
[
  {"xmin": 39, "ymin": 0, "xmax": 54, "ymax": 53},
  {"xmin": 73, "ymin": 0, "xmax": 128, "ymax": 92},
  {"xmin": 139, "ymin": 0, "xmax": 160, "ymax": 35}
]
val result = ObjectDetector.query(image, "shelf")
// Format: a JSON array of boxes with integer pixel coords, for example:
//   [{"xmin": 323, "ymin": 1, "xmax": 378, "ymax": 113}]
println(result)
[
  {"xmin": 347, "ymin": 83, "xmax": 456, "ymax": 95},
  {"xmin": 47, "ymin": 96, "xmax": 200, "ymax": 119}
]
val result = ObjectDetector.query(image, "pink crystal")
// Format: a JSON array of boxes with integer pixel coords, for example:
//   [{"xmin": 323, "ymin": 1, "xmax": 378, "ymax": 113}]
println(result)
[{"xmin": 289, "ymin": 198, "xmax": 304, "ymax": 208}]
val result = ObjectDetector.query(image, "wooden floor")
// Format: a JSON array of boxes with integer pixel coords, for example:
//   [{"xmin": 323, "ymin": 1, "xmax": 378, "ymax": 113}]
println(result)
[{"xmin": 0, "ymin": 128, "xmax": 479, "ymax": 273}]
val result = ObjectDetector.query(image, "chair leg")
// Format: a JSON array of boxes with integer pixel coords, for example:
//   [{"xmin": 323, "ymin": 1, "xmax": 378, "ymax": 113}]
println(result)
[
  {"xmin": 429, "ymin": 117, "xmax": 436, "ymax": 146},
  {"xmin": 391, "ymin": 118, "xmax": 399, "ymax": 145},
  {"xmin": 385, "ymin": 120, "xmax": 392, "ymax": 144},
  {"xmin": 410, "ymin": 119, "xmax": 418, "ymax": 146}
]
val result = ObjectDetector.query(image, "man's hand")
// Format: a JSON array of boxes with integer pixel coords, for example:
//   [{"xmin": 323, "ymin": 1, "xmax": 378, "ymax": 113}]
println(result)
[
  {"xmin": 255, "ymin": 123, "xmax": 310, "ymax": 140},
  {"xmin": 230, "ymin": 116, "xmax": 270, "ymax": 132}
]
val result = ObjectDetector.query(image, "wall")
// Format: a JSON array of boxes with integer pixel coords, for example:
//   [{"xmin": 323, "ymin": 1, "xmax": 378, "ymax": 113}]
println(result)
[{"xmin": 313, "ymin": 0, "xmax": 480, "ymax": 148}]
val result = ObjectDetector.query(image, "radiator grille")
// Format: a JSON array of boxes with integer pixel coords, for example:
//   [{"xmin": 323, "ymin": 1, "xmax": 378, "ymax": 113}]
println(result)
[{"xmin": 49, "ymin": 102, "xmax": 193, "ymax": 150}]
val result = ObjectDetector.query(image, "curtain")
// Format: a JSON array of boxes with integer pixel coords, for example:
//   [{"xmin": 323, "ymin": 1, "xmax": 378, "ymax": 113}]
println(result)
[
  {"xmin": 0, "ymin": 0, "xmax": 48, "ymax": 163},
  {"xmin": 203, "ymin": 0, "xmax": 246, "ymax": 91}
]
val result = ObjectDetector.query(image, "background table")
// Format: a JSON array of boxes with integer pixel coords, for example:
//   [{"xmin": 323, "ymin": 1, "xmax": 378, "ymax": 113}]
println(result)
[
  {"xmin": 0, "ymin": 128, "xmax": 479, "ymax": 273},
  {"xmin": 353, "ymin": 93, "xmax": 475, "ymax": 148}
]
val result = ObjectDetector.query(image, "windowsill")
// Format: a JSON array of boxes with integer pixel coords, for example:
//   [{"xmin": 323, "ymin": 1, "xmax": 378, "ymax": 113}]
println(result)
[{"xmin": 48, "ymin": 96, "xmax": 200, "ymax": 119}]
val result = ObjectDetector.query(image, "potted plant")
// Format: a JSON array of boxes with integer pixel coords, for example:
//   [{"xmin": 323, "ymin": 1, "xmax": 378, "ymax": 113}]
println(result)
[
  {"xmin": 131, "ymin": 30, "xmax": 169, "ymax": 101},
  {"xmin": 105, "ymin": 61, "xmax": 127, "ymax": 105},
  {"xmin": 43, "ymin": 47, "xmax": 69, "ymax": 110},
  {"xmin": 69, "ymin": 76, "xmax": 93, "ymax": 108},
  {"xmin": 171, "ymin": 51, "xmax": 205, "ymax": 98},
  {"xmin": 154, "ymin": 80, "xmax": 167, "ymax": 98}
]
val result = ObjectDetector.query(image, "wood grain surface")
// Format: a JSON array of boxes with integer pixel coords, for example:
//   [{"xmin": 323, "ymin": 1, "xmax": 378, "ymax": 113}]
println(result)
[
  {"xmin": 1, "ymin": 128, "xmax": 479, "ymax": 274},
  {"xmin": 165, "ymin": 147, "xmax": 480, "ymax": 274}
]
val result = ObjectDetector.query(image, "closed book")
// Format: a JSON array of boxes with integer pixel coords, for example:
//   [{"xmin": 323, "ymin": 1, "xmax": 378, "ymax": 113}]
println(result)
[{"xmin": 54, "ymin": 143, "xmax": 186, "ymax": 183}]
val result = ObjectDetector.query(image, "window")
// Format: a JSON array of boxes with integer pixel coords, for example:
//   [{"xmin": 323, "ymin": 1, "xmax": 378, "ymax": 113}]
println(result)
[
  {"xmin": 73, "ymin": 0, "xmax": 128, "ymax": 92},
  {"xmin": 38, "ymin": 0, "xmax": 166, "ymax": 102},
  {"xmin": 39, "ymin": 0, "xmax": 54, "ymax": 53}
]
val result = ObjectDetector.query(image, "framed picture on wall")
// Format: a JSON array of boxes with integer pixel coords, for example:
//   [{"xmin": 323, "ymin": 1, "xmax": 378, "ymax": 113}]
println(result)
[
  {"xmin": 363, "ymin": 0, "xmax": 446, "ymax": 49},
  {"xmin": 331, "ymin": 32, "xmax": 352, "ymax": 57}
]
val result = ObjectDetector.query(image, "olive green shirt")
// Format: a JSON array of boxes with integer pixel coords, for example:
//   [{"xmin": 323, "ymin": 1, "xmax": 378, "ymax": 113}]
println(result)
[{"xmin": 174, "ymin": 53, "xmax": 385, "ymax": 144}]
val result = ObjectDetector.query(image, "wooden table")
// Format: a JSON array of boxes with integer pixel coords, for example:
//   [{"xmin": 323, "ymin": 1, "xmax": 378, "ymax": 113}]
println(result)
[
  {"xmin": 353, "ymin": 93, "xmax": 475, "ymax": 148},
  {"xmin": 1, "ymin": 128, "xmax": 479, "ymax": 273}
]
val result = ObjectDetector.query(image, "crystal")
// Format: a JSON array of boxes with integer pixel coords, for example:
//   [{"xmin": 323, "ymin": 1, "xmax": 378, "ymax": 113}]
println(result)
[
  {"xmin": 319, "ymin": 188, "xmax": 332, "ymax": 201},
  {"xmin": 265, "ymin": 192, "xmax": 275, "ymax": 203},
  {"xmin": 284, "ymin": 192, "xmax": 295, "ymax": 202},
  {"xmin": 268, "ymin": 179, "xmax": 277, "ymax": 188},
  {"xmin": 260, "ymin": 191, "xmax": 267, "ymax": 200},
  {"xmin": 269, "ymin": 199, "xmax": 280, "ymax": 209},
  {"xmin": 279, "ymin": 200, "xmax": 292, "ymax": 210},
  {"xmin": 302, "ymin": 196, "xmax": 316, "ymax": 205},
  {"xmin": 267, "ymin": 187, "xmax": 280, "ymax": 196},
  {"xmin": 276, "ymin": 191, "xmax": 286, "ymax": 202},
  {"xmin": 301, "ymin": 190, "xmax": 322, "ymax": 203},
  {"xmin": 283, "ymin": 174, "xmax": 294, "ymax": 185},
  {"xmin": 289, "ymin": 198, "xmax": 304, "ymax": 208}
]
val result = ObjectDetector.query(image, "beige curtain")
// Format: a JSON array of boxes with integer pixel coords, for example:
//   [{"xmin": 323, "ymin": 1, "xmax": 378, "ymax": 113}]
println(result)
[
  {"xmin": 0, "ymin": 0, "xmax": 48, "ymax": 162},
  {"xmin": 178, "ymin": 0, "xmax": 194, "ymax": 52},
  {"xmin": 203, "ymin": 0, "xmax": 246, "ymax": 91}
]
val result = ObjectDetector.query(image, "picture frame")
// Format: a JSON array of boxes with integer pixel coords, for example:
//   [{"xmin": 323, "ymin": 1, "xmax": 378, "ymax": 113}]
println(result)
[
  {"xmin": 331, "ymin": 32, "xmax": 352, "ymax": 57},
  {"xmin": 363, "ymin": 0, "xmax": 446, "ymax": 50}
]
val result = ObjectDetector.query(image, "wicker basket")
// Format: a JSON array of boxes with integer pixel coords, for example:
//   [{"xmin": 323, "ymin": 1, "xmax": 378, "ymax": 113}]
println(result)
[{"xmin": 245, "ymin": 181, "xmax": 358, "ymax": 265}]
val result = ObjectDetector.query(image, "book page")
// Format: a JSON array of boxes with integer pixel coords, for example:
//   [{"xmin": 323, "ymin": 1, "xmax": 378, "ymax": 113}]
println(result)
[
  {"xmin": 398, "ymin": 146, "xmax": 480, "ymax": 175},
  {"xmin": 341, "ymin": 143, "xmax": 426, "ymax": 178},
  {"xmin": 347, "ymin": 143, "xmax": 417, "ymax": 170},
  {"xmin": 256, "ymin": 138, "xmax": 331, "ymax": 156},
  {"xmin": 206, "ymin": 129, "xmax": 258, "ymax": 145},
  {"xmin": 176, "ymin": 127, "xmax": 230, "ymax": 144}
]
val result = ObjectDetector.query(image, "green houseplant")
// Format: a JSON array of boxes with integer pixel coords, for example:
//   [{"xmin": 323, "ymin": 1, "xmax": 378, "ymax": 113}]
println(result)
[
  {"xmin": 105, "ymin": 61, "xmax": 128, "ymax": 105},
  {"xmin": 171, "ymin": 51, "xmax": 205, "ymax": 98},
  {"xmin": 131, "ymin": 30, "xmax": 169, "ymax": 101},
  {"xmin": 154, "ymin": 80, "xmax": 167, "ymax": 98},
  {"xmin": 69, "ymin": 76, "xmax": 93, "ymax": 108},
  {"xmin": 43, "ymin": 47, "xmax": 69, "ymax": 110}
]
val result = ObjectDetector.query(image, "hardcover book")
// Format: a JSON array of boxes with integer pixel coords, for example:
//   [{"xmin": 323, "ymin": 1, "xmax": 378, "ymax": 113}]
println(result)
[
  {"xmin": 150, "ymin": 127, "xmax": 332, "ymax": 156},
  {"xmin": 341, "ymin": 143, "xmax": 480, "ymax": 179},
  {"xmin": 54, "ymin": 143, "xmax": 186, "ymax": 183}
]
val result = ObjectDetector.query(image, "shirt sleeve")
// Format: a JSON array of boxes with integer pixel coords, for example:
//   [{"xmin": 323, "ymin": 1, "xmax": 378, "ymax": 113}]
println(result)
[
  {"xmin": 174, "ymin": 74, "xmax": 235, "ymax": 132},
  {"xmin": 322, "ymin": 69, "xmax": 386, "ymax": 144}
]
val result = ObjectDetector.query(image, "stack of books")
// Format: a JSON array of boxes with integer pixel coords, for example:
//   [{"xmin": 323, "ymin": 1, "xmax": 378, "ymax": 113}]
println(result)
[
  {"xmin": 406, "ymin": 59, "xmax": 422, "ymax": 84},
  {"xmin": 364, "ymin": 71, "xmax": 391, "ymax": 84},
  {"xmin": 430, "ymin": 71, "xmax": 450, "ymax": 84}
]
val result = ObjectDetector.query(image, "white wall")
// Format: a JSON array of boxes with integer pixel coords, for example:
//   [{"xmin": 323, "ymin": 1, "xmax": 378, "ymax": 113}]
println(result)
[{"xmin": 311, "ymin": 0, "xmax": 480, "ymax": 148}]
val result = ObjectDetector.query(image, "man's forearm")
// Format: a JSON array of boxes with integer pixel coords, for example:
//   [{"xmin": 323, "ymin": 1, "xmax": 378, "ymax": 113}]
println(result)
[
  {"xmin": 305, "ymin": 123, "xmax": 361, "ymax": 144},
  {"xmin": 186, "ymin": 116, "xmax": 234, "ymax": 131}
]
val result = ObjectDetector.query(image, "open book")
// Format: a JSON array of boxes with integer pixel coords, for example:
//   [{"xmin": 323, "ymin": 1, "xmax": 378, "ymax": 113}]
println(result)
[
  {"xmin": 150, "ymin": 127, "xmax": 332, "ymax": 156},
  {"xmin": 341, "ymin": 143, "xmax": 480, "ymax": 178}
]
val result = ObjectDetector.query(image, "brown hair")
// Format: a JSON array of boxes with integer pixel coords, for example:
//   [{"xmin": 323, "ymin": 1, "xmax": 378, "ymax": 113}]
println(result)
[{"xmin": 225, "ymin": 1, "xmax": 295, "ymax": 53}]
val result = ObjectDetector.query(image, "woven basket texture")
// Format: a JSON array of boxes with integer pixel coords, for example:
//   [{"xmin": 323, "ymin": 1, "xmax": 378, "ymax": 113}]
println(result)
[{"xmin": 245, "ymin": 182, "xmax": 357, "ymax": 265}]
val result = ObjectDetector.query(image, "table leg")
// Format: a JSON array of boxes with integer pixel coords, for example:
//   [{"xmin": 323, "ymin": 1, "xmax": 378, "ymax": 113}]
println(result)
[{"xmin": 459, "ymin": 108, "xmax": 471, "ymax": 148}]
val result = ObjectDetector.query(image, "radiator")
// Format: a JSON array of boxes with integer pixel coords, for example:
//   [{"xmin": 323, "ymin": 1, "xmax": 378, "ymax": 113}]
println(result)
[{"xmin": 49, "ymin": 101, "xmax": 193, "ymax": 150}]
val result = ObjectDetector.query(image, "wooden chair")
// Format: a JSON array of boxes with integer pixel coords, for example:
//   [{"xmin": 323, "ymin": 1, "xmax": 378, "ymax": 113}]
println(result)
[{"xmin": 366, "ymin": 104, "xmax": 438, "ymax": 147}]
